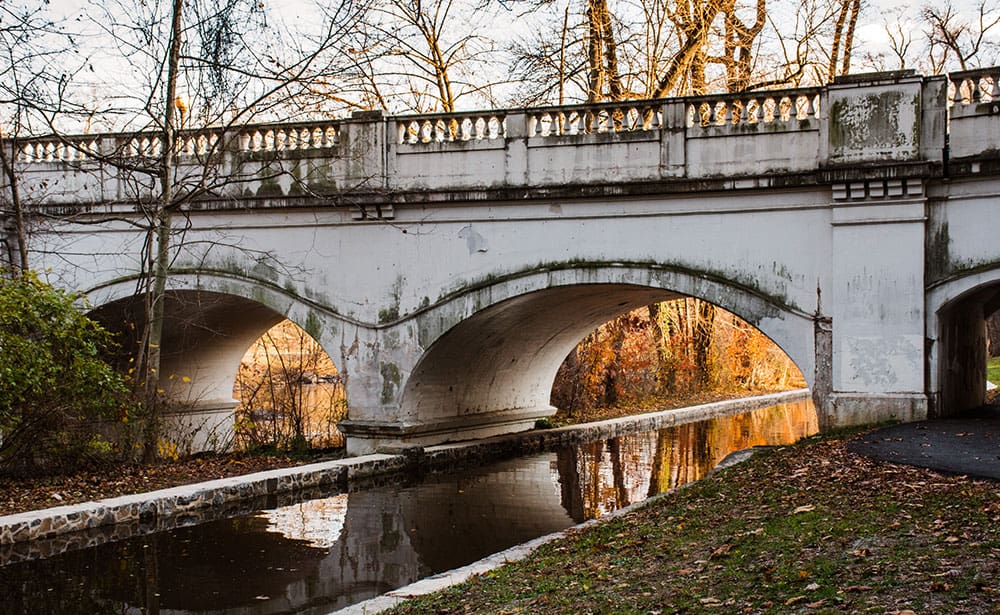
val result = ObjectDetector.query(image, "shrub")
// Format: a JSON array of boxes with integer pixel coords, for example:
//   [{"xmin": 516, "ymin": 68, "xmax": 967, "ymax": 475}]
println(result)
[{"xmin": 0, "ymin": 270, "xmax": 135, "ymax": 476}]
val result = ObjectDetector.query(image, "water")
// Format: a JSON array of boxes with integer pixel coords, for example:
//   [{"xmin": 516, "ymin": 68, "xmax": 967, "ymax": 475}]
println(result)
[{"xmin": 0, "ymin": 400, "xmax": 816, "ymax": 615}]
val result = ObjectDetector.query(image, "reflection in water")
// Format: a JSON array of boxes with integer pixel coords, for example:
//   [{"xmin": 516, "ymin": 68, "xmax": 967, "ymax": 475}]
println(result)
[
  {"xmin": 0, "ymin": 400, "xmax": 816, "ymax": 614},
  {"xmin": 564, "ymin": 400, "xmax": 818, "ymax": 520}
]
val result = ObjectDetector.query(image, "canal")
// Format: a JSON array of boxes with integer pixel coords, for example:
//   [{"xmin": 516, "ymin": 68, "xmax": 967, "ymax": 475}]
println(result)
[{"xmin": 0, "ymin": 399, "xmax": 816, "ymax": 614}]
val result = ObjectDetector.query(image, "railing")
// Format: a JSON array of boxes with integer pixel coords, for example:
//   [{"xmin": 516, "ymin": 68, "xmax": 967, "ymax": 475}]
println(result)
[
  {"xmin": 16, "ymin": 120, "xmax": 342, "ymax": 163},
  {"xmin": 526, "ymin": 100, "xmax": 663, "ymax": 137},
  {"xmin": 949, "ymin": 67, "xmax": 1000, "ymax": 105},
  {"xmin": 396, "ymin": 111, "xmax": 505, "ymax": 144},
  {"xmin": 18, "ymin": 135, "xmax": 100, "ymax": 162},
  {"xmin": 685, "ymin": 87, "xmax": 822, "ymax": 129}
]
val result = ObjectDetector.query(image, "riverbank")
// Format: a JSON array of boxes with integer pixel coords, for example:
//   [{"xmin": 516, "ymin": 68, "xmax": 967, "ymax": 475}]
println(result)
[{"xmin": 382, "ymin": 429, "xmax": 1000, "ymax": 614}]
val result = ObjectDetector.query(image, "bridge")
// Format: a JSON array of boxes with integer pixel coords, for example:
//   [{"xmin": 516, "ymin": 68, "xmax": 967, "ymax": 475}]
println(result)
[{"xmin": 4, "ymin": 68, "xmax": 999, "ymax": 455}]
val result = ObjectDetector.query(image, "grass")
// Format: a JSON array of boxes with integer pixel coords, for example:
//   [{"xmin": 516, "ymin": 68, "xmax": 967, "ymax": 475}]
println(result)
[
  {"xmin": 988, "ymin": 356, "xmax": 1000, "ymax": 385},
  {"xmin": 388, "ymin": 431, "xmax": 1000, "ymax": 614}
]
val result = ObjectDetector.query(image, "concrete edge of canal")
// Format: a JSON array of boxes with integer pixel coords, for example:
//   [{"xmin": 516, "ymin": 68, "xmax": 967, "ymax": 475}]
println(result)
[{"xmin": 0, "ymin": 390, "xmax": 811, "ymax": 563}]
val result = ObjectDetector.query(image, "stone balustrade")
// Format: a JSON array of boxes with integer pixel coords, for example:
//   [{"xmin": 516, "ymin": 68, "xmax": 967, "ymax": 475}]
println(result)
[
  {"xmin": 949, "ymin": 66, "xmax": 1000, "ymax": 105},
  {"xmin": 945, "ymin": 66, "xmax": 1000, "ymax": 160},
  {"xmin": 397, "ymin": 111, "xmax": 505, "ymax": 144},
  {"xmin": 6, "ymin": 68, "xmax": 999, "ymax": 210},
  {"xmin": 685, "ymin": 87, "xmax": 822, "ymax": 131},
  {"xmin": 526, "ymin": 100, "xmax": 663, "ymax": 137}
]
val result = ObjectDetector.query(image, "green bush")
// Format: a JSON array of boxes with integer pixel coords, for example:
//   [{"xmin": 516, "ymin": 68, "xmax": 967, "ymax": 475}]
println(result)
[{"xmin": 0, "ymin": 270, "xmax": 135, "ymax": 476}]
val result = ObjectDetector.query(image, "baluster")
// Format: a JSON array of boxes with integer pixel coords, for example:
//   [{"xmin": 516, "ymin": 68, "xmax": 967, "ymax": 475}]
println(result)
[
  {"xmin": 715, "ymin": 102, "xmax": 729, "ymax": 125},
  {"xmin": 286, "ymin": 129, "xmax": 298, "ymax": 150},
  {"xmin": 685, "ymin": 104, "xmax": 695, "ymax": 128},
  {"xmin": 971, "ymin": 77, "xmax": 983, "ymax": 103},
  {"xmin": 527, "ymin": 113, "xmax": 538, "ymax": 138},
  {"xmin": 470, "ymin": 117, "xmax": 482, "ymax": 140},
  {"xmin": 950, "ymin": 78, "xmax": 964, "ymax": 105},
  {"xmin": 539, "ymin": 112, "xmax": 553, "ymax": 137},
  {"xmin": 780, "ymin": 96, "xmax": 794, "ymax": 122},
  {"xmin": 990, "ymin": 72, "xmax": 1000, "ymax": 101}
]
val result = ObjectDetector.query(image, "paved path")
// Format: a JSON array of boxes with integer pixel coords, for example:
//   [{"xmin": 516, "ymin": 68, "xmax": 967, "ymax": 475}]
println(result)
[{"xmin": 847, "ymin": 405, "xmax": 1000, "ymax": 480}]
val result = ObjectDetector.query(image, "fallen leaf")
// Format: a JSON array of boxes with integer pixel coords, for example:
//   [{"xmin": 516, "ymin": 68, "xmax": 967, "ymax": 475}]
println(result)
[
  {"xmin": 791, "ymin": 504, "xmax": 815, "ymax": 514},
  {"xmin": 843, "ymin": 585, "xmax": 872, "ymax": 592},
  {"xmin": 710, "ymin": 544, "xmax": 733, "ymax": 559},
  {"xmin": 785, "ymin": 595, "xmax": 807, "ymax": 606},
  {"xmin": 805, "ymin": 582, "xmax": 820, "ymax": 591},
  {"xmin": 806, "ymin": 600, "xmax": 826, "ymax": 608}
]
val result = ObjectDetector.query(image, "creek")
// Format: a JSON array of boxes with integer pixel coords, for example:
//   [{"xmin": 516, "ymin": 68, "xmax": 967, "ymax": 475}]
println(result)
[{"xmin": 0, "ymin": 399, "xmax": 816, "ymax": 614}]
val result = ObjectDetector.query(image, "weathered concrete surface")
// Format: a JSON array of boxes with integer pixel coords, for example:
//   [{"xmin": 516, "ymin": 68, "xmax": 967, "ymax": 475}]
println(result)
[{"xmin": 5, "ymin": 67, "xmax": 1000, "ymax": 453}]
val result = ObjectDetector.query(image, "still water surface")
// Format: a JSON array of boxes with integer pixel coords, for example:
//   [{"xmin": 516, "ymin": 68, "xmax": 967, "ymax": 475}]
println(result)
[{"xmin": 0, "ymin": 400, "xmax": 816, "ymax": 614}]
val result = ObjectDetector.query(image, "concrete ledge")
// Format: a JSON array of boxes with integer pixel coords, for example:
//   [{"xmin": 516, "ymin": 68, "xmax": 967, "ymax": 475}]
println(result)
[{"xmin": 0, "ymin": 390, "xmax": 810, "ymax": 559}]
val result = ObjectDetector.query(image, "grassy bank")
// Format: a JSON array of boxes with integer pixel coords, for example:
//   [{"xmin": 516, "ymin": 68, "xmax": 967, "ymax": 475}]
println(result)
[
  {"xmin": 989, "ymin": 356, "xmax": 1000, "ymax": 385},
  {"xmin": 389, "ymin": 432, "xmax": 1000, "ymax": 614}
]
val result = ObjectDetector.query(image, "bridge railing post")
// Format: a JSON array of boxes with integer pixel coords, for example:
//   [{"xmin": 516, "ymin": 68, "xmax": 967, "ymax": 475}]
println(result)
[
  {"xmin": 659, "ymin": 100, "xmax": 686, "ymax": 178},
  {"xmin": 504, "ymin": 111, "xmax": 529, "ymax": 186},
  {"xmin": 344, "ymin": 110, "xmax": 388, "ymax": 193}
]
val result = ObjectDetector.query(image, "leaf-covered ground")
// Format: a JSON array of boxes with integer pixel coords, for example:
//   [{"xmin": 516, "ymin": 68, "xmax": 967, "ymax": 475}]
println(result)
[
  {"xmin": 389, "ymin": 432, "xmax": 1000, "ymax": 614},
  {"xmin": 0, "ymin": 450, "xmax": 343, "ymax": 517}
]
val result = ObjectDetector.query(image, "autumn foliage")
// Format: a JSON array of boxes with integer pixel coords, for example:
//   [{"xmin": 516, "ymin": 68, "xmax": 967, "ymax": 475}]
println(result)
[
  {"xmin": 552, "ymin": 298, "xmax": 805, "ymax": 414},
  {"xmin": 233, "ymin": 320, "xmax": 346, "ymax": 452}
]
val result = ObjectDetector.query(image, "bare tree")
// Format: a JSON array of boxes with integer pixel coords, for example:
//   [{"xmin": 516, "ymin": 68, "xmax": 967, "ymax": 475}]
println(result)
[
  {"xmin": 0, "ymin": 3, "xmax": 84, "ymax": 274},
  {"xmin": 923, "ymin": 0, "xmax": 1000, "ymax": 72},
  {"xmin": 347, "ymin": 0, "xmax": 506, "ymax": 112},
  {"xmin": 23, "ymin": 0, "xmax": 369, "ymax": 458}
]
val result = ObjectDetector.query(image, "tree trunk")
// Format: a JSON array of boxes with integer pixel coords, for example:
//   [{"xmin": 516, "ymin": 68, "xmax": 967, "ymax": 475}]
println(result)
[
  {"xmin": 143, "ymin": 0, "xmax": 184, "ymax": 460},
  {"xmin": 0, "ymin": 135, "xmax": 29, "ymax": 274}
]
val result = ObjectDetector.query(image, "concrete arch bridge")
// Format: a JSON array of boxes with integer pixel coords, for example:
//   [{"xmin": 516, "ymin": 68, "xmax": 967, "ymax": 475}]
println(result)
[{"xmin": 5, "ymin": 68, "xmax": 1000, "ymax": 454}]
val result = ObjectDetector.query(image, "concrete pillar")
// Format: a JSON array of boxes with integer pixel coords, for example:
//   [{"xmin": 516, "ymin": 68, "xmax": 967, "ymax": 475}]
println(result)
[{"xmin": 824, "ymin": 181, "xmax": 928, "ymax": 429}]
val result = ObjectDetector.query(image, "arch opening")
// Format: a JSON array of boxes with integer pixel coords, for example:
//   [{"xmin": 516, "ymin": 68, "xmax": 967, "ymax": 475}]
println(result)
[
  {"xmin": 549, "ymin": 297, "xmax": 808, "ymax": 424},
  {"xmin": 399, "ymin": 281, "xmax": 814, "ymax": 444},
  {"xmin": 233, "ymin": 319, "xmax": 347, "ymax": 451},
  {"xmin": 936, "ymin": 281, "xmax": 1000, "ymax": 417},
  {"xmin": 89, "ymin": 290, "xmax": 345, "ymax": 453}
]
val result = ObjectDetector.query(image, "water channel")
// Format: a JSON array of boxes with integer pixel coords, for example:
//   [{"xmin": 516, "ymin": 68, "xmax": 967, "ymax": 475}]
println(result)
[{"xmin": 0, "ymin": 399, "xmax": 816, "ymax": 615}]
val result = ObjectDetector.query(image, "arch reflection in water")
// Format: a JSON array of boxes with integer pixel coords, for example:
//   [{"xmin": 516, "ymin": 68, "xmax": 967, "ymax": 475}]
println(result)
[{"xmin": 0, "ymin": 400, "xmax": 815, "ymax": 614}]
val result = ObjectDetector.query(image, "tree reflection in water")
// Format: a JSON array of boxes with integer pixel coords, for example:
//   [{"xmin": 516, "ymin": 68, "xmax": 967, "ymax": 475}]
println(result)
[{"xmin": 560, "ymin": 400, "xmax": 817, "ymax": 521}]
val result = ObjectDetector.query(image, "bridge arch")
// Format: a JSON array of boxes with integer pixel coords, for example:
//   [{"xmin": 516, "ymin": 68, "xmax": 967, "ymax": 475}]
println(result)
[
  {"xmin": 927, "ymin": 266, "xmax": 1000, "ymax": 416},
  {"xmin": 83, "ymin": 273, "xmax": 357, "ymax": 451},
  {"xmin": 382, "ymin": 264, "xmax": 817, "ymax": 447}
]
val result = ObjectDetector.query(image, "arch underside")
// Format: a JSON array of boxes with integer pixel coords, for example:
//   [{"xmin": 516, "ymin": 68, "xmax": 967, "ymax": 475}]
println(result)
[
  {"xmin": 399, "ymin": 270, "xmax": 815, "ymax": 438},
  {"xmin": 89, "ymin": 290, "xmax": 286, "ymax": 409}
]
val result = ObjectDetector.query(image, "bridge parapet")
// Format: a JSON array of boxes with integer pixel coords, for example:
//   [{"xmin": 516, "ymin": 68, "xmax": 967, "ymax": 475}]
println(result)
[
  {"xmin": 5, "ymin": 68, "xmax": 994, "ymax": 212},
  {"xmin": 948, "ymin": 67, "xmax": 1000, "ymax": 160}
]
